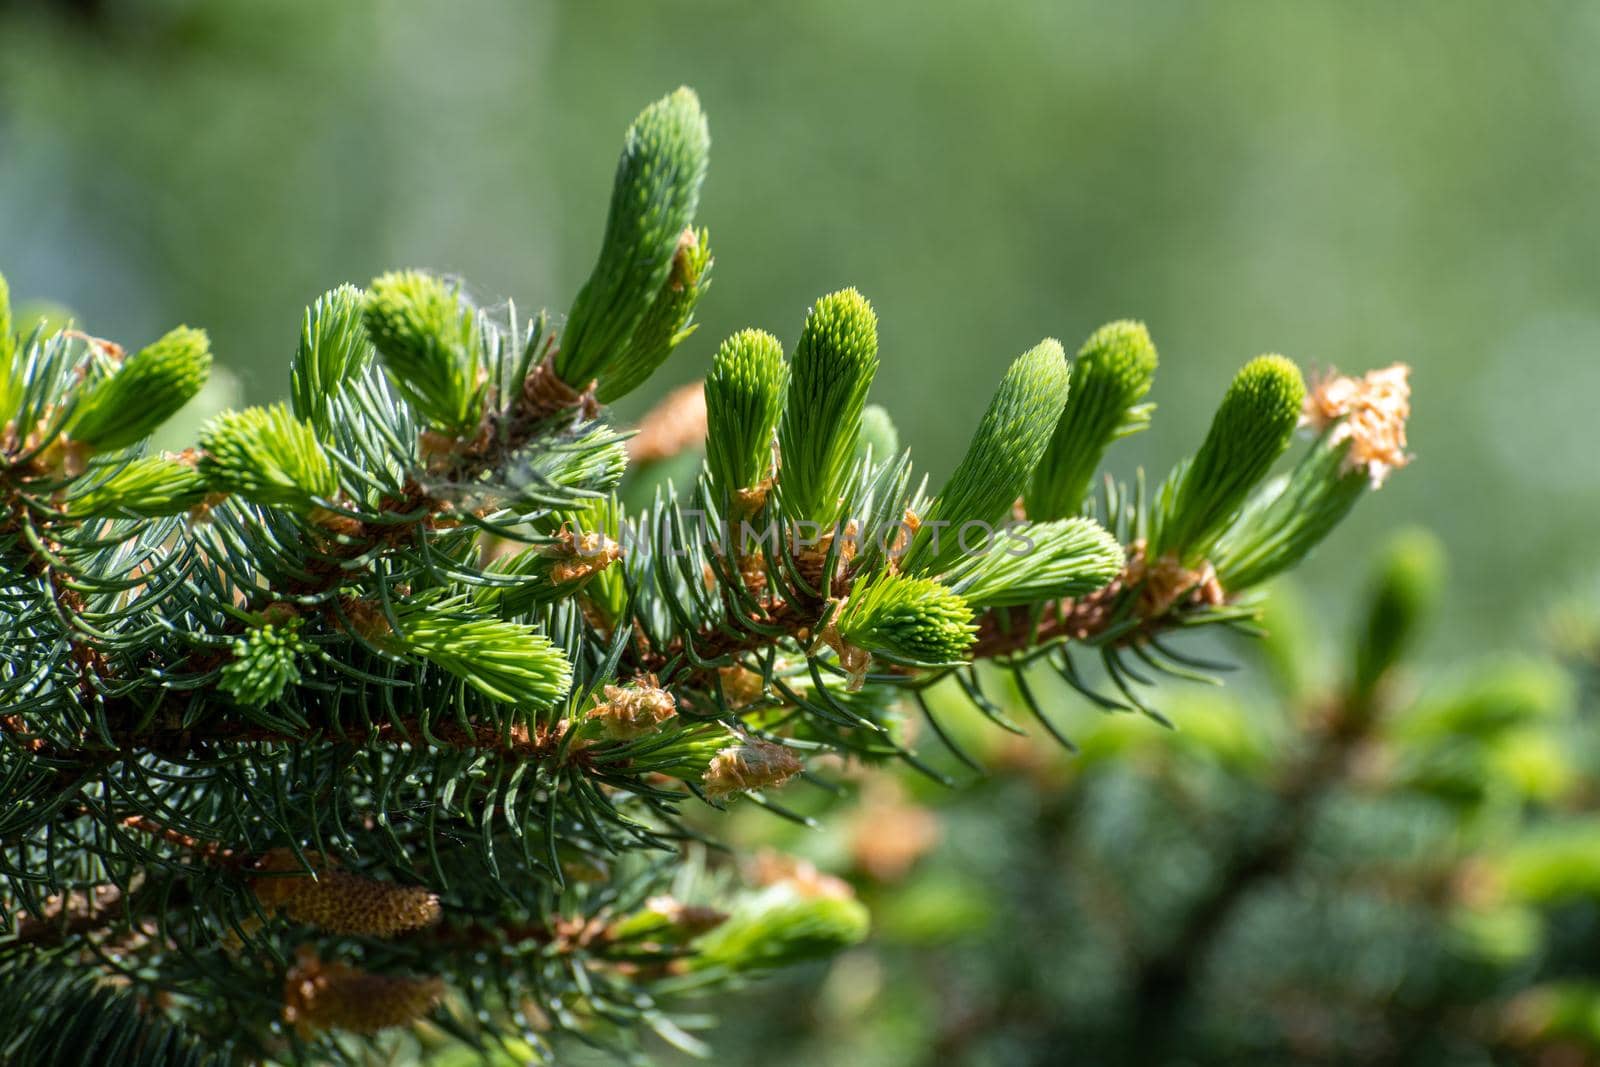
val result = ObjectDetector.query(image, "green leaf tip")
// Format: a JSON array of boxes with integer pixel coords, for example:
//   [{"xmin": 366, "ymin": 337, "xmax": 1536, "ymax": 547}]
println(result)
[
  {"xmin": 362, "ymin": 270, "xmax": 484, "ymax": 439},
  {"xmin": 1155, "ymin": 353, "xmax": 1305, "ymax": 565},
  {"xmin": 778, "ymin": 288, "xmax": 880, "ymax": 525},
  {"xmin": 68, "ymin": 326, "xmax": 213, "ymax": 452},
  {"xmin": 596, "ymin": 226, "xmax": 713, "ymax": 404},
  {"xmin": 1027, "ymin": 320, "xmax": 1158, "ymax": 520},
  {"xmin": 559, "ymin": 87, "xmax": 711, "ymax": 400},
  {"xmin": 1212, "ymin": 429, "xmax": 1370, "ymax": 592},
  {"xmin": 691, "ymin": 888, "xmax": 870, "ymax": 973},
  {"xmin": 835, "ymin": 571, "xmax": 976, "ymax": 666},
  {"xmin": 292, "ymin": 285, "xmax": 374, "ymax": 433},
  {"xmin": 198, "ymin": 403, "xmax": 338, "ymax": 512},
  {"xmin": 704, "ymin": 327, "xmax": 786, "ymax": 501},
  {"xmin": 391, "ymin": 597, "xmax": 574, "ymax": 710},
  {"xmin": 66, "ymin": 456, "xmax": 209, "ymax": 519},
  {"xmin": 947, "ymin": 517, "xmax": 1125, "ymax": 609},
  {"xmin": 219, "ymin": 619, "xmax": 310, "ymax": 708},
  {"xmin": 1353, "ymin": 527, "xmax": 1445, "ymax": 698},
  {"xmin": 901, "ymin": 338, "xmax": 1071, "ymax": 576}
]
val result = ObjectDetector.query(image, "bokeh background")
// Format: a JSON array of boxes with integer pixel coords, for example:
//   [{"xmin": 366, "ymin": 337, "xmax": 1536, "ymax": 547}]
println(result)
[{"xmin": 5, "ymin": 3, "xmax": 1600, "ymax": 1064}]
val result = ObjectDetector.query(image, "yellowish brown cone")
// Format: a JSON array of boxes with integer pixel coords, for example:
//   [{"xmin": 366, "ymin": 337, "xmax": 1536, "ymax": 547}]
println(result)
[
  {"xmin": 283, "ymin": 951, "xmax": 444, "ymax": 1037},
  {"xmin": 251, "ymin": 850, "xmax": 441, "ymax": 937}
]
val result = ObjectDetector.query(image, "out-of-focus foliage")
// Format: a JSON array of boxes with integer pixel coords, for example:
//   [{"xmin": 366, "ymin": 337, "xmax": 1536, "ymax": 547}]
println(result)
[
  {"xmin": 573, "ymin": 530, "xmax": 1600, "ymax": 1067},
  {"xmin": 3, "ymin": 1, "xmax": 1599, "ymax": 655}
]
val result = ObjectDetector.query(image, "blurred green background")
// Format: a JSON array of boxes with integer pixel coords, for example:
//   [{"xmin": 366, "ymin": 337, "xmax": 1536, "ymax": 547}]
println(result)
[
  {"xmin": 6, "ymin": 3, "xmax": 1600, "ymax": 1064},
  {"xmin": 5, "ymin": 0, "xmax": 1599, "ymax": 660}
]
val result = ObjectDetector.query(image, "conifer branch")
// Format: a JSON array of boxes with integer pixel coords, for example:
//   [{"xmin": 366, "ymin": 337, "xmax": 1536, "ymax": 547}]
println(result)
[{"xmin": 0, "ymin": 87, "xmax": 1414, "ymax": 1063}]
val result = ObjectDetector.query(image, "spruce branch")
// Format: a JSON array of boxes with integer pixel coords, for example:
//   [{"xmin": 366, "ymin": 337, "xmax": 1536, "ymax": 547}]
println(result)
[
  {"xmin": 362, "ymin": 270, "xmax": 486, "ymax": 441},
  {"xmin": 833, "ymin": 572, "xmax": 978, "ymax": 671},
  {"xmin": 291, "ymin": 284, "xmax": 374, "ymax": 436},
  {"xmin": 704, "ymin": 328, "xmax": 786, "ymax": 508},
  {"xmin": 197, "ymin": 403, "xmax": 339, "ymax": 512},
  {"xmin": 1152, "ymin": 353, "xmax": 1306, "ymax": 565},
  {"xmin": 0, "ymin": 87, "xmax": 1416, "ymax": 1065},
  {"xmin": 217, "ymin": 614, "xmax": 312, "ymax": 708},
  {"xmin": 558, "ymin": 87, "xmax": 711, "ymax": 401},
  {"xmin": 373, "ymin": 594, "xmax": 575, "ymax": 710},
  {"xmin": 599, "ymin": 226, "xmax": 714, "ymax": 403},
  {"xmin": 777, "ymin": 288, "xmax": 879, "ymax": 526},
  {"xmin": 1215, "ymin": 362, "xmax": 1414, "ymax": 590},
  {"xmin": 66, "ymin": 325, "xmax": 212, "ymax": 453},
  {"xmin": 946, "ymin": 518, "xmax": 1126, "ymax": 609},
  {"xmin": 900, "ymin": 338, "xmax": 1071, "ymax": 577},
  {"xmin": 1026, "ymin": 320, "xmax": 1158, "ymax": 520},
  {"xmin": 63, "ymin": 453, "xmax": 210, "ymax": 519}
]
